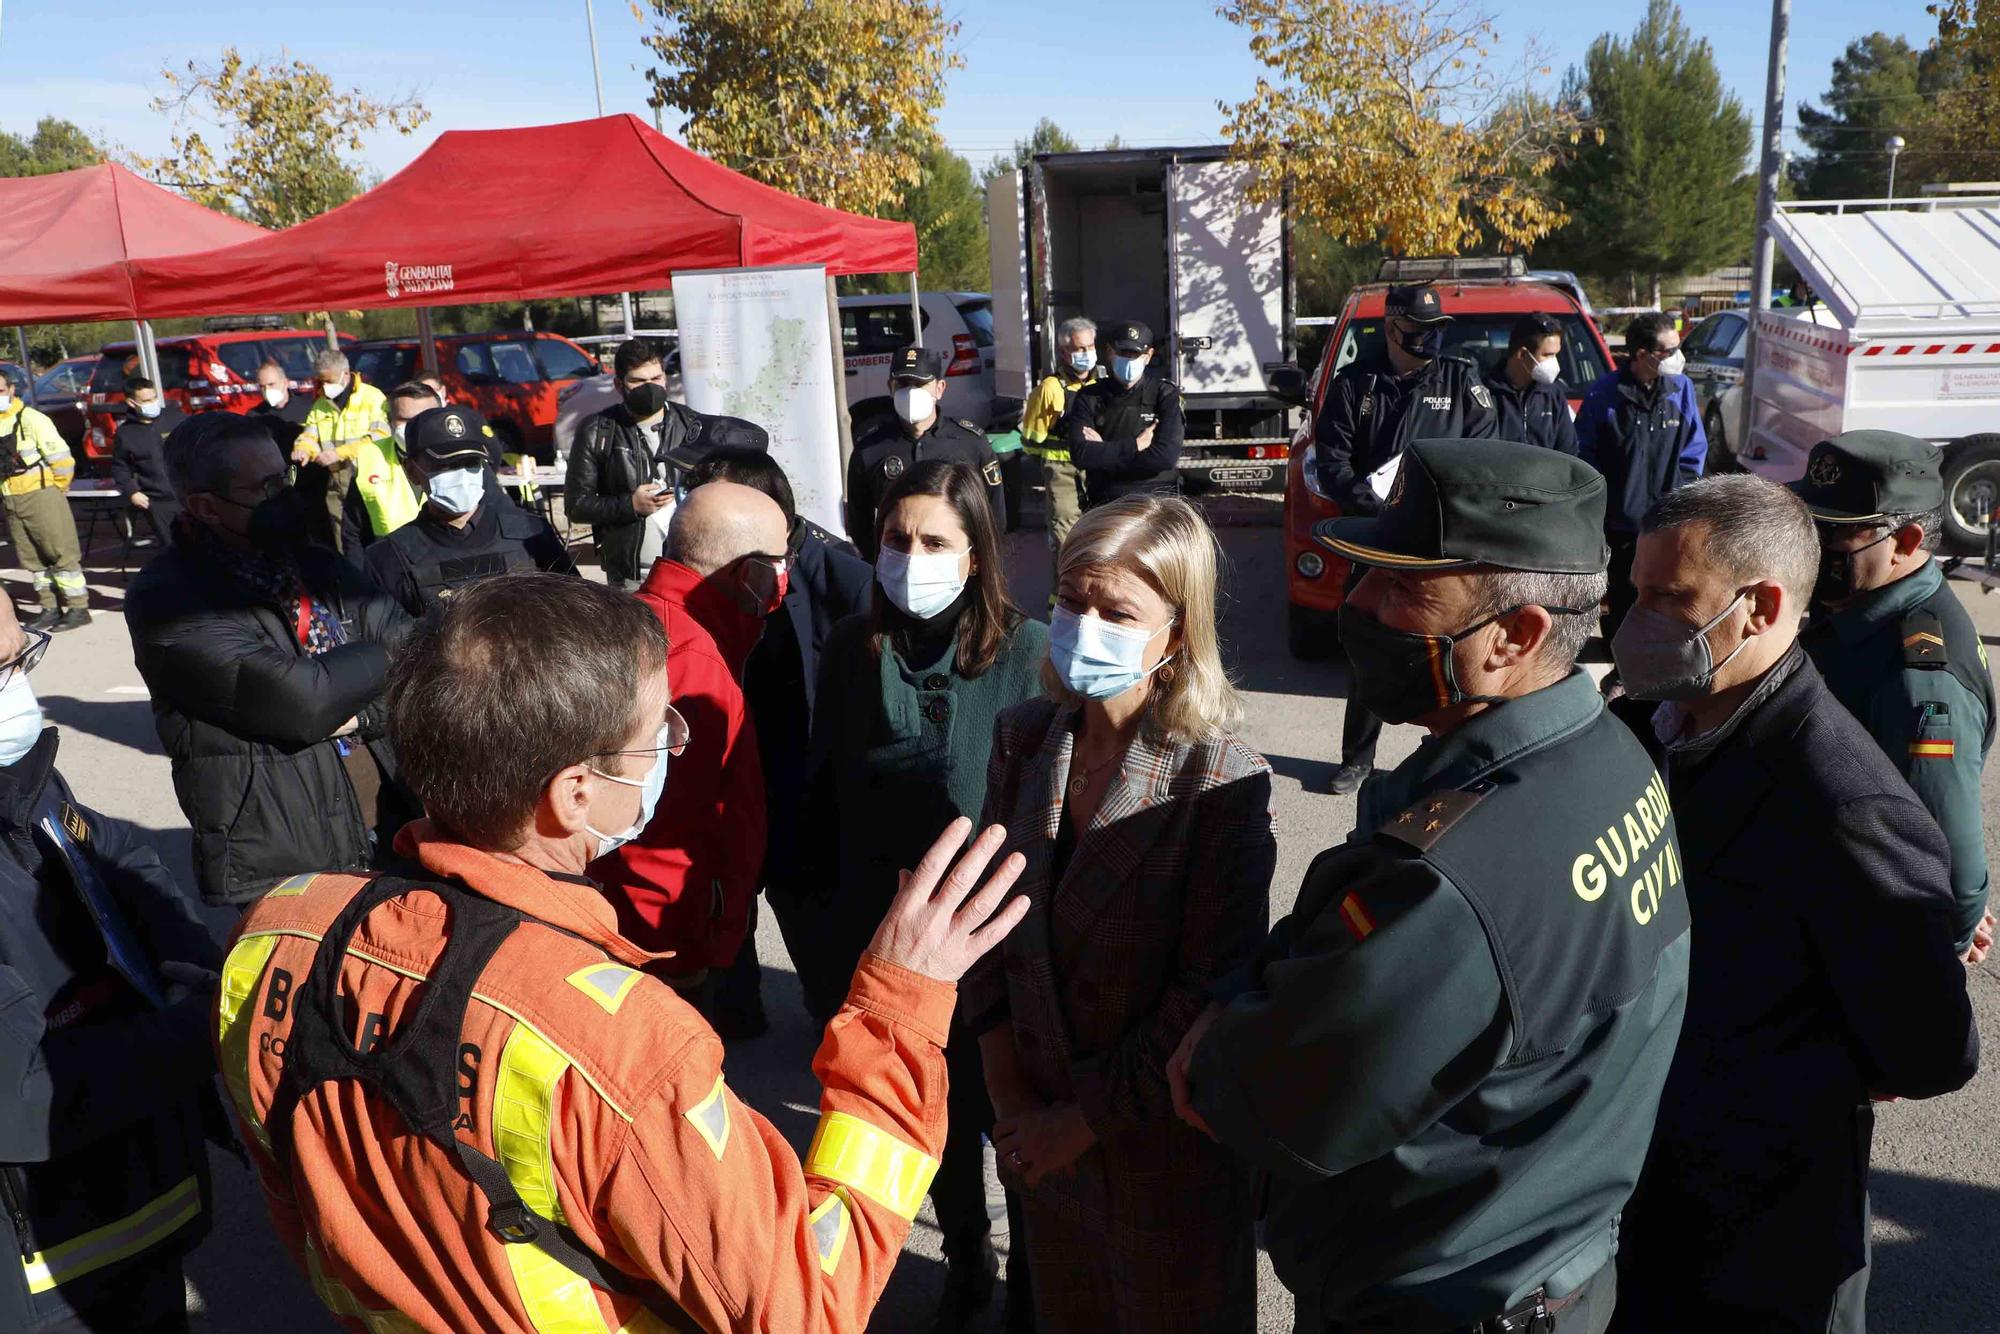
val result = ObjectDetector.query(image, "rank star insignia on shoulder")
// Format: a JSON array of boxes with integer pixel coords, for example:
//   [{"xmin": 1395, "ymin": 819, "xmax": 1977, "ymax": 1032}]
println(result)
[{"xmin": 1378, "ymin": 785, "xmax": 1491, "ymax": 853}]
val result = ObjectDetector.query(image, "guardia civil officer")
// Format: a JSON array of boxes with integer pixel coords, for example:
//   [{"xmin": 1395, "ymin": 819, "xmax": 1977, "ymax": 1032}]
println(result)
[
  {"xmin": 1169, "ymin": 439, "xmax": 1692, "ymax": 1334},
  {"xmin": 1318, "ymin": 284, "xmax": 1496, "ymax": 795},
  {"xmin": 362, "ymin": 405, "xmax": 575, "ymax": 618},
  {"xmin": 1061, "ymin": 319, "xmax": 1183, "ymax": 509},
  {"xmin": 845, "ymin": 345, "xmax": 1004, "ymax": 560},
  {"xmin": 1793, "ymin": 430, "xmax": 1996, "ymax": 961}
]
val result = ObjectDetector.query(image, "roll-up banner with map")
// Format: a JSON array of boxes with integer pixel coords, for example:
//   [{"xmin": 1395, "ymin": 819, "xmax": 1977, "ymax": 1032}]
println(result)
[{"xmin": 671, "ymin": 264, "xmax": 846, "ymax": 535}]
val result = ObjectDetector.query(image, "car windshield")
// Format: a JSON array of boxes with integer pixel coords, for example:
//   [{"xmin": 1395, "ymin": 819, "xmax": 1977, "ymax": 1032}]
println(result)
[
  {"xmin": 1334, "ymin": 312, "xmax": 1611, "ymax": 390},
  {"xmin": 354, "ymin": 347, "xmax": 418, "ymax": 388}
]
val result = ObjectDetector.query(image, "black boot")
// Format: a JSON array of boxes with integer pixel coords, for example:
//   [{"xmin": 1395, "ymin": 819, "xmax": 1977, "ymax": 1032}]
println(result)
[
  {"xmin": 21, "ymin": 608, "xmax": 57, "ymax": 633},
  {"xmin": 932, "ymin": 1236, "xmax": 998, "ymax": 1333},
  {"xmin": 53, "ymin": 607, "xmax": 91, "ymax": 633}
]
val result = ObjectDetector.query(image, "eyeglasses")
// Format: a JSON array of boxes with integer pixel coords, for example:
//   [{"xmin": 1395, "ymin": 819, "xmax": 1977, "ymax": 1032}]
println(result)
[
  {"xmin": 0, "ymin": 629, "xmax": 49, "ymax": 689},
  {"xmin": 593, "ymin": 703, "xmax": 691, "ymax": 761}
]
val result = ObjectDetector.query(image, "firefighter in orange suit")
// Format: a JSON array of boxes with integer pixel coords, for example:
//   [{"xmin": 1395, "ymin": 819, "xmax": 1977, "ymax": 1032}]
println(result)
[{"xmin": 212, "ymin": 573, "xmax": 1028, "ymax": 1333}]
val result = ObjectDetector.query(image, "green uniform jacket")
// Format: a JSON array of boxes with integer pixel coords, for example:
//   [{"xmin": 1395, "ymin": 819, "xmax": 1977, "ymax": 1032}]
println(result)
[
  {"xmin": 1803, "ymin": 559, "xmax": 1994, "ymax": 953},
  {"xmin": 1191, "ymin": 671, "xmax": 1693, "ymax": 1328}
]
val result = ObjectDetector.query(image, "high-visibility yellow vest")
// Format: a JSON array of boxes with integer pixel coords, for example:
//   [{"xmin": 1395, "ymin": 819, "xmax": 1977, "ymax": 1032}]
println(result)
[
  {"xmin": 0, "ymin": 404, "xmax": 74, "ymax": 496},
  {"xmin": 1020, "ymin": 368, "xmax": 1101, "ymax": 462},
  {"xmin": 346, "ymin": 436, "xmax": 421, "ymax": 537},
  {"xmin": 298, "ymin": 379, "xmax": 390, "ymax": 460}
]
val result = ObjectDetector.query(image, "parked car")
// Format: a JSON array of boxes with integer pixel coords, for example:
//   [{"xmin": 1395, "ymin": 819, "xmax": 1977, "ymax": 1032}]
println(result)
[
  {"xmin": 5, "ymin": 361, "xmax": 87, "ymax": 454},
  {"xmin": 1277, "ymin": 274, "xmax": 1615, "ymax": 658},
  {"xmin": 837, "ymin": 291, "xmax": 997, "ymax": 435},
  {"xmin": 1680, "ymin": 308, "xmax": 1751, "ymax": 471},
  {"xmin": 84, "ymin": 326, "xmax": 348, "ymax": 459},
  {"xmin": 350, "ymin": 331, "xmax": 599, "ymax": 461},
  {"xmin": 1528, "ymin": 269, "xmax": 1597, "ymax": 321},
  {"xmin": 34, "ymin": 356, "xmax": 95, "ymax": 401},
  {"xmin": 551, "ymin": 337, "xmax": 684, "ymax": 459}
]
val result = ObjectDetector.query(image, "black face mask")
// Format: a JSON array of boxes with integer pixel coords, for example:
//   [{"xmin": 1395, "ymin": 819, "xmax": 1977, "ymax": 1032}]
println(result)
[
  {"xmin": 1396, "ymin": 324, "xmax": 1444, "ymax": 361},
  {"xmin": 624, "ymin": 382, "xmax": 669, "ymax": 420},
  {"xmin": 1336, "ymin": 599, "xmax": 1590, "ymax": 724},
  {"xmin": 246, "ymin": 487, "xmax": 311, "ymax": 551},
  {"xmin": 1814, "ymin": 531, "xmax": 1894, "ymax": 606}
]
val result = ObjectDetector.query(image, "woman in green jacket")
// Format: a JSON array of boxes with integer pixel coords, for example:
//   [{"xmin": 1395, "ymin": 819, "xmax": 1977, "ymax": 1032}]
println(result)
[{"xmin": 804, "ymin": 457, "xmax": 1048, "ymax": 1331}]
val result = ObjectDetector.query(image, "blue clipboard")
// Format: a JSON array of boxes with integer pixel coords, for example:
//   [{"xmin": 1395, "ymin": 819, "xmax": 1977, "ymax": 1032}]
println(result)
[{"xmin": 38, "ymin": 810, "xmax": 168, "ymax": 1010}]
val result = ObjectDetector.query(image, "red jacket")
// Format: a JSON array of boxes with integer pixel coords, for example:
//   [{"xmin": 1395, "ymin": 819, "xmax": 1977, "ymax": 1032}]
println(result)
[{"xmin": 595, "ymin": 558, "xmax": 766, "ymax": 975}]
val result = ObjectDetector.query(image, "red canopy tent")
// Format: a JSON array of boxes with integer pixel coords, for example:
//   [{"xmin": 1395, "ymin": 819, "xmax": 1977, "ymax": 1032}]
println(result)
[
  {"xmin": 129, "ymin": 114, "xmax": 918, "ymax": 317},
  {"xmin": 0, "ymin": 163, "xmax": 266, "ymax": 324}
]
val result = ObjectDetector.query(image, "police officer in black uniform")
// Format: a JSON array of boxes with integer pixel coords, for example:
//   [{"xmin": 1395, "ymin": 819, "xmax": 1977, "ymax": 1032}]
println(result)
[
  {"xmin": 845, "ymin": 345, "xmax": 1005, "ymax": 560},
  {"xmin": 1062, "ymin": 318, "xmax": 1184, "ymax": 508},
  {"xmin": 1321, "ymin": 283, "xmax": 1498, "ymax": 795},
  {"xmin": 1172, "ymin": 438, "xmax": 1692, "ymax": 1334},
  {"xmin": 362, "ymin": 405, "xmax": 575, "ymax": 618}
]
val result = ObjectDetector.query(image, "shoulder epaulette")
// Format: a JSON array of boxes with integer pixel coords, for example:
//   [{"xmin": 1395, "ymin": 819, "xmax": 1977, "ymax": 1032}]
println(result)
[
  {"xmin": 1902, "ymin": 608, "xmax": 1950, "ymax": 669},
  {"xmin": 955, "ymin": 418, "xmax": 983, "ymax": 433},
  {"xmin": 1377, "ymin": 782, "xmax": 1491, "ymax": 853}
]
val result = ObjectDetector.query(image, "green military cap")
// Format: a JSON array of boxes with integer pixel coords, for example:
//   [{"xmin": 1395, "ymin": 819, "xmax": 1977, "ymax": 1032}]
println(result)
[
  {"xmin": 1314, "ymin": 437, "xmax": 1609, "ymax": 575},
  {"xmin": 1787, "ymin": 429, "xmax": 1943, "ymax": 523}
]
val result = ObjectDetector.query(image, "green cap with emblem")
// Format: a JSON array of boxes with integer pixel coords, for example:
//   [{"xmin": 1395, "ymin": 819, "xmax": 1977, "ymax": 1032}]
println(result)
[
  {"xmin": 1787, "ymin": 429, "xmax": 1943, "ymax": 523},
  {"xmin": 1314, "ymin": 437, "xmax": 1609, "ymax": 574}
]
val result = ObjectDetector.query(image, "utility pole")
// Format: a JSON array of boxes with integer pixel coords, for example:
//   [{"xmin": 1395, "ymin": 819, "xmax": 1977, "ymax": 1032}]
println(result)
[
  {"xmin": 1740, "ymin": 0, "xmax": 1789, "ymax": 450},
  {"xmin": 584, "ymin": 0, "xmax": 638, "ymax": 336}
]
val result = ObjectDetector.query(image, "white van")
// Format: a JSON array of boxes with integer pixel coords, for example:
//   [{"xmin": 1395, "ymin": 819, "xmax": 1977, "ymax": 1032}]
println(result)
[{"xmin": 837, "ymin": 291, "xmax": 998, "ymax": 434}]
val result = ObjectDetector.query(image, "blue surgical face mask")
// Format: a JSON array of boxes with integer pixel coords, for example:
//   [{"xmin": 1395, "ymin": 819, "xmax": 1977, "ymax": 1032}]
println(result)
[
  {"xmin": 1068, "ymin": 348, "xmax": 1097, "ymax": 375},
  {"xmin": 1049, "ymin": 605, "xmax": 1174, "ymax": 700},
  {"xmin": 135, "ymin": 399, "xmax": 163, "ymax": 420},
  {"xmin": 1110, "ymin": 355, "xmax": 1144, "ymax": 386},
  {"xmin": 877, "ymin": 543, "xmax": 969, "ymax": 620},
  {"xmin": 585, "ymin": 723, "xmax": 672, "ymax": 858},
  {"xmin": 0, "ymin": 672, "xmax": 44, "ymax": 768},
  {"xmin": 426, "ymin": 466, "xmax": 485, "ymax": 516}
]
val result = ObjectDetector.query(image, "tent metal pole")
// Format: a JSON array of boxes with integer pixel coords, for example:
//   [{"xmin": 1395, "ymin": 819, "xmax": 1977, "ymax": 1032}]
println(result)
[
  {"xmin": 415, "ymin": 307, "xmax": 440, "ymax": 376},
  {"xmin": 323, "ymin": 314, "xmax": 339, "ymax": 350},
  {"xmin": 135, "ymin": 321, "xmax": 162, "ymax": 388},
  {"xmin": 908, "ymin": 273, "xmax": 921, "ymax": 345},
  {"xmin": 621, "ymin": 291, "xmax": 636, "ymax": 337},
  {"xmin": 15, "ymin": 329, "xmax": 35, "ymax": 404}
]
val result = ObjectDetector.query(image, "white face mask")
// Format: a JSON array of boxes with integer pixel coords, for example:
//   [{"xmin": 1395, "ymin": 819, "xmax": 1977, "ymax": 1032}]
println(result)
[
  {"xmin": 1530, "ymin": 355, "xmax": 1561, "ymax": 386},
  {"xmin": 1655, "ymin": 350, "xmax": 1686, "ymax": 378},
  {"xmin": 0, "ymin": 394, "xmax": 14, "ymax": 413},
  {"xmin": 262, "ymin": 385, "xmax": 287, "ymax": 407},
  {"xmin": 877, "ymin": 543, "xmax": 969, "ymax": 620},
  {"xmin": 893, "ymin": 385, "xmax": 936, "ymax": 425},
  {"xmin": 584, "ymin": 723, "xmax": 673, "ymax": 858},
  {"xmin": 0, "ymin": 672, "xmax": 44, "ymax": 768}
]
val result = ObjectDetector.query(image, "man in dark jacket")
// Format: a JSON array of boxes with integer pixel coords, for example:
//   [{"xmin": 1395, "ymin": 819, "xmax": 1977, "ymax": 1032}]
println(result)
[
  {"xmin": 249, "ymin": 359, "xmax": 311, "ymax": 453},
  {"xmin": 1577, "ymin": 312, "xmax": 1708, "ymax": 637},
  {"xmin": 1317, "ymin": 284, "xmax": 1497, "ymax": 795},
  {"xmin": 110, "ymin": 378, "xmax": 186, "ymax": 549},
  {"xmin": 1608, "ymin": 475, "xmax": 1977, "ymax": 1333},
  {"xmin": 124, "ymin": 413, "xmax": 415, "ymax": 908},
  {"xmin": 566, "ymin": 338, "xmax": 767, "ymax": 589},
  {"xmin": 0, "ymin": 594, "xmax": 222, "ymax": 1332},
  {"xmin": 1485, "ymin": 312, "xmax": 1578, "ymax": 455},
  {"xmin": 681, "ymin": 448, "xmax": 874, "ymax": 1035},
  {"xmin": 1061, "ymin": 320, "xmax": 1184, "ymax": 508},
  {"xmin": 363, "ymin": 405, "xmax": 575, "ymax": 618}
]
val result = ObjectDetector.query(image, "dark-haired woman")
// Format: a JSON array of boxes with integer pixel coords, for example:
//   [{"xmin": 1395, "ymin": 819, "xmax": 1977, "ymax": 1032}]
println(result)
[{"xmin": 804, "ymin": 458, "xmax": 1048, "ymax": 1330}]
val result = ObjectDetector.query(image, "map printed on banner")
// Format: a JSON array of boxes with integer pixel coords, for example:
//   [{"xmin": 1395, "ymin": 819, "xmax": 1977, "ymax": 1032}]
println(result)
[{"xmin": 670, "ymin": 265, "xmax": 845, "ymax": 535}]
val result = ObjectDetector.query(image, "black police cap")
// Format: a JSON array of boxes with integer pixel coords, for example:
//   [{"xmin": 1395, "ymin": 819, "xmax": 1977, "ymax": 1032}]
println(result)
[
  {"xmin": 1108, "ymin": 321, "xmax": 1154, "ymax": 355},
  {"xmin": 405, "ymin": 406, "xmax": 489, "ymax": 467},
  {"xmin": 1787, "ymin": 429, "xmax": 1943, "ymax": 523},
  {"xmin": 889, "ymin": 345, "xmax": 950, "ymax": 385},
  {"xmin": 1315, "ymin": 438, "xmax": 1609, "ymax": 575},
  {"xmin": 660, "ymin": 413, "xmax": 770, "ymax": 472},
  {"xmin": 1384, "ymin": 284, "xmax": 1450, "ymax": 325}
]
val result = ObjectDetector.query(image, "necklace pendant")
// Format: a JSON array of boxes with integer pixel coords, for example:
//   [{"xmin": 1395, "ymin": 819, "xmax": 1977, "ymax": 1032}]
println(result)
[{"xmin": 1067, "ymin": 773, "xmax": 1088, "ymax": 798}]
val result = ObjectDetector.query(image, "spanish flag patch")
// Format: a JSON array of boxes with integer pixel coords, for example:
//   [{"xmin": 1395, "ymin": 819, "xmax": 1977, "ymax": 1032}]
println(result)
[
  {"xmin": 1338, "ymin": 893, "xmax": 1375, "ymax": 941},
  {"xmin": 1910, "ymin": 740, "xmax": 1956, "ymax": 759}
]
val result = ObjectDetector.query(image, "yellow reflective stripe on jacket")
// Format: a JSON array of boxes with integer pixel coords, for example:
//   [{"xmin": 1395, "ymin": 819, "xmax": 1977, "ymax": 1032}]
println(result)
[
  {"xmin": 0, "ymin": 407, "xmax": 74, "ymax": 494},
  {"xmin": 493, "ymin": 1020, "xmax": 623, "ymax": 1333},
  {"xmin": 219, "ymin": 933, "xmax": 283, "ymax": 1151},
  {"xmin": 802, "ymin": 1112, "xmax": 939, "ymax": 1221},
  {"xmin": 305, "ymin": 1234, "xmax": 428, "ymax": 1333},
  {"xmin": 21, "ymin": 1175, "xmax": 199, "ymax": 1294}
]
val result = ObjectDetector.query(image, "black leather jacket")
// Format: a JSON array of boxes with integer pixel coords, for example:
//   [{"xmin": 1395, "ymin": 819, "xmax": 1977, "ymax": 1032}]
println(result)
[{"xmin": 565, "ymin": 403, "xmax": 765, "ymax": 582}]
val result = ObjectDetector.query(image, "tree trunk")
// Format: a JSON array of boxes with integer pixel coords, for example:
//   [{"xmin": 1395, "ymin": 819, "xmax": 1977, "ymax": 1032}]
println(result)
[{"xmin": 1650, "ymin": 274, "xmax": 1662, "ymax": 309}]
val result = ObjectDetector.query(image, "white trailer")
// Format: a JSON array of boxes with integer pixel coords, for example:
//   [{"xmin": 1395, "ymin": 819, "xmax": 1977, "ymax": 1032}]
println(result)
[
  {"xmin": 986, "ymin": 146, "xmax": 1295, "ymax": 493},
  {"xmin": 1743, "ymin": 197, "xmax": 2000, "ymax": 551}
]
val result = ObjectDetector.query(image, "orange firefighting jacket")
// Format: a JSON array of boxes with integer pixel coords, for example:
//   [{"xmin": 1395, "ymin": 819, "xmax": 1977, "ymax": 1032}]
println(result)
[{"xmin": 214, "ymin": 821, "xmax": 953, "ymax": 1333}]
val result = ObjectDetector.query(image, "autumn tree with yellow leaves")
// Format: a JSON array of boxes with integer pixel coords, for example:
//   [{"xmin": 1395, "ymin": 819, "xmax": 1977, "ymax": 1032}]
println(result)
[
  {"xmin": 1216, "ymin": 0, "xmax": 1584, "ymax": 256},
  {"xmin": 1910, "ymin": 0, "xmax": 2000, "ymax": 183},
  {"xmin": 637, "ymin": 0, "xmax": 961, "ymax": 217},
  {"xmin": 137, "ymin": 48, "xmax": 428, "ymax": 228}
]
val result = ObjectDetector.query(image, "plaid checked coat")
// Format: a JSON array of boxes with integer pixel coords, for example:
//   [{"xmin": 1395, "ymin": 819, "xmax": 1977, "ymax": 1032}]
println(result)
[{"xmin": 967, "ymin": 697, "xmax": 1274, "ymax": 1326}]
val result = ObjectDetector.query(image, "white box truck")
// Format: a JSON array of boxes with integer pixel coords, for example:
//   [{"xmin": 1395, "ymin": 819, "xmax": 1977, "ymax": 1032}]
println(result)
[
  {"xmin": 1742, "ymin": 197, "xmax": 2000, "ymax": 552},
  {"xmin": 986, "ymin": 146, "xmax": 1296, "ymax": 493}
]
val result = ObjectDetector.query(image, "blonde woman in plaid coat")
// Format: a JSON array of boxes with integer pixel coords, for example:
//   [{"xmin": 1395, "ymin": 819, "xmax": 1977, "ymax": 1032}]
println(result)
[{"xmin": 967, "ymin": 495, "xmax": 1274, "ymax": 1332}]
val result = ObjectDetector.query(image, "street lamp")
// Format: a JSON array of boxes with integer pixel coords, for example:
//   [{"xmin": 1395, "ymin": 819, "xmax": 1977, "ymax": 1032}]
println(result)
[{"xmin": 1886, "ymin": 134, "xmax": 1907, "ymax": 200}]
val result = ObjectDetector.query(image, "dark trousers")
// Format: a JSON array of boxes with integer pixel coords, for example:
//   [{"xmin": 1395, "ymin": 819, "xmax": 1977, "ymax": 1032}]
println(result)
[
  {"xmin": 42, "ymin": 1260, "xmax": 189, "ymax": 1333},
  {"xmin": 930, "ymin": 1018, "xmax": 996, "ymax": 1267},
  {"xmin": 1339, "ymin": 564, "xmax": 1382, "ymax": 768},
  {"xmin": 1604, "ymin": 536, "xmax": 1639, "ymax": 644},
  {"xmin": 1320, "ymin": 1264, "xmax": 1614, "ymax": 1334},
  {"xmin": 710, "ymin": 894, "xmax": 765, "ymax": 1018}
]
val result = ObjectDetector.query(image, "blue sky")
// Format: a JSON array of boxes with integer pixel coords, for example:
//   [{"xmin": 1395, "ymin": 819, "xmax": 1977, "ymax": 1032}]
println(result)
[{"xmin": 0, "ymin": 0, "xmax": 1942, "ymax": 179}]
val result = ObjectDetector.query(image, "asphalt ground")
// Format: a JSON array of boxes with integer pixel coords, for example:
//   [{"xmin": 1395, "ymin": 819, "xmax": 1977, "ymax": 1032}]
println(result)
[{"xmin": 18, "ymin": 490, "xmax": 1996, "ymax": 1333}]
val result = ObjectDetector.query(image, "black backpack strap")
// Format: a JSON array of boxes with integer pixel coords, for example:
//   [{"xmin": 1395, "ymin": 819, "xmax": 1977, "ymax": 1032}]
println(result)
[{"xmin": 267, "ymin": 875, "xmax": 697, "ymax": 1327}]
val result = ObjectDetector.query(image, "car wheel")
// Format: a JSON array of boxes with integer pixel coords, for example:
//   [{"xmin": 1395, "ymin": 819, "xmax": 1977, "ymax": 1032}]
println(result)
[
  {"xmin": 1941, "ymin": 434, "xmax": 2000, "ymax": 557},
  {"xmin": 1702, "ymin": 405, "xmax": 1740, "ymax": 474},
  {"xmin": 1287, "ymin": 602, "xmax": 1339, "ymax": 660}
]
